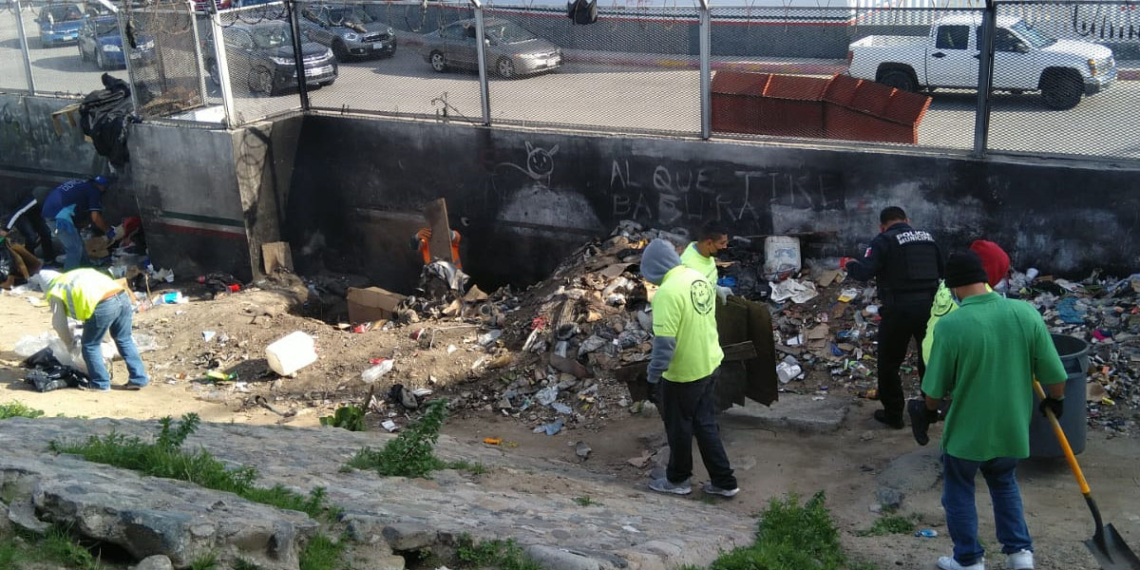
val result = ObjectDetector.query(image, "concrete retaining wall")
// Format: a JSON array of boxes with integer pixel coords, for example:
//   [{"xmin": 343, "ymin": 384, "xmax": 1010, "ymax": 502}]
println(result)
[
  {"xmin": 0, "ymin": 94, "xmax": 102, "ymax": 209},
  {"xmin": 283, "ymin": 114, "xmax": 1140, "ymax": 292}
]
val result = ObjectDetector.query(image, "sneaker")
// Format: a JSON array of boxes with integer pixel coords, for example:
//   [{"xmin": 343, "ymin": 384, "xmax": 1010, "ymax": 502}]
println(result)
[
  {"xmin": 124, "ymin": 383, "xmax": 146, "ymax": 391},
  {"xmin": 937, "ymin": 556, "xmax": 985, "ymax": 570},
  {"xmin": 1006, "ymin": 549, "xmax": 1033, "ymax": 570},
  {"xmin": 648, "ymin": 477, "xmax": 692, "ymax": 495},
  {"xmin": 874, "ymin": 409, "xmax": 905, "ymax": 430},
  {"xmin": 702, "ymin": 482, "xmax": 740, "ymax": 497}
]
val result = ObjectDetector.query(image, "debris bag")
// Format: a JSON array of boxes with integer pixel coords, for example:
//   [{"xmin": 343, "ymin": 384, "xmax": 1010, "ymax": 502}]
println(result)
[
  {"xmin": 79, "ymin": 74, "xmax": 138, "ymax": 168},
  {"xmin": 23, "ymin": 349, "xmax": 87, "ymax": 392}
]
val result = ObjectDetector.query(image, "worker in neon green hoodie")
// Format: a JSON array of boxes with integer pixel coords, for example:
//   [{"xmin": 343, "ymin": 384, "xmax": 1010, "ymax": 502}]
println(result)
[
  {"xmin": 679, "ymin": 220, "xmax": 733, "ymax": 302},
  {"xmin": 642, "ymin": 239, "xmax": 738, "ymax": 498}
]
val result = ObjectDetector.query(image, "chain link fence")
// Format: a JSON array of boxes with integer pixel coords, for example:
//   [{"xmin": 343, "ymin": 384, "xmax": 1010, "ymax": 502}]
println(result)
[{"xmin": 1, "ymin": 0, "xmax": 1138, "ymax": 161}]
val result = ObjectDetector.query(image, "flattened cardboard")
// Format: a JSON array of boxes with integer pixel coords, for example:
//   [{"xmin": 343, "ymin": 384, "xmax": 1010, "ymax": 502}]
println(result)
[{"xmin": 347, "ymin": 286, "xmax": 405, "ymax": 324}]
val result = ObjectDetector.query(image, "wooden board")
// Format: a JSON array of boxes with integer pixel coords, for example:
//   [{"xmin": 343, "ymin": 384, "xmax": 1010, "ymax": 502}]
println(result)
[{"xmin": 423, "ymin": 198, "xmax": 454, "ymax": 263}]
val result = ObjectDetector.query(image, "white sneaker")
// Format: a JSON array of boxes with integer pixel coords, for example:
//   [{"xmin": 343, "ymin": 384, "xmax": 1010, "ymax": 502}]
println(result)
[
  {"xmin": 1006, "ymin": 549, "xmax": 1033, "ymax": 570},
  {"xmin": 648, "ymin": 477, "xmax": 691, "ymax": 495},
  {"xmin": 937, "ymin": 555, "xmax": 985, "ymax": 570}
]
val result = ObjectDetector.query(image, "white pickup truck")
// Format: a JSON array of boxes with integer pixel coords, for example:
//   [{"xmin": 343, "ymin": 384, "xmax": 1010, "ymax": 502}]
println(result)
[{"xmin": 847, "ymin": 15, "xmax": 1116, "ymax": 110}]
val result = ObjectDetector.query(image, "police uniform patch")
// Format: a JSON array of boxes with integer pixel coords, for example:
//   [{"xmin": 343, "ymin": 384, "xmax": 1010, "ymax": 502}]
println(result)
[{"xmin": 690, "ymin": 280, "xmax": 715, "ymax": 316}]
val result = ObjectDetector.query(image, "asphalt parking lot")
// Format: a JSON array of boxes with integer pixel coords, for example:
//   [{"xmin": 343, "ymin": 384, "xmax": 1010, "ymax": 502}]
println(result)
[{"xmin": 3, "ymin": 8, "xmax": 1138, "ymax": 159}]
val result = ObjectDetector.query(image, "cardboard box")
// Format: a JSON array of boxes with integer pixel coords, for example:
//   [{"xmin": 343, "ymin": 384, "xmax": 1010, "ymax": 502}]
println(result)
[{"xmin": 347, "ymin": 286, "xmax": 405, "ymax": 324}]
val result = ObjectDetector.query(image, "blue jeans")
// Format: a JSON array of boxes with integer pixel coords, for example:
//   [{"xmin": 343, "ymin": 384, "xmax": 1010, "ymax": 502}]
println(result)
[
  {"xmin": 52, "ymin": 216, "xmax": 89, "ymax": 270},
  {"xmin": 942, "ymin": 454, "xmax": 1033, "ymax": 565},
  {"xmin": 81, "ymin": 293, "xmax": 149, "ymax": 390}
]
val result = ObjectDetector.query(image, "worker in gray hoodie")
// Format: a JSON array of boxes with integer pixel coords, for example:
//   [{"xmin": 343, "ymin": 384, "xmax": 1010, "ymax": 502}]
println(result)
[{"xmin": 641, "ymin": 239, "xmax": 739, "ymax": 497}]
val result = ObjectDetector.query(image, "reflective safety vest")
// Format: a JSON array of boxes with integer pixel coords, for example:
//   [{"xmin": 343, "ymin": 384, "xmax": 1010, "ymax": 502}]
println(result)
[{"xmin": 46, "ymin": 269, "xmax": 120, "ymax": 322}]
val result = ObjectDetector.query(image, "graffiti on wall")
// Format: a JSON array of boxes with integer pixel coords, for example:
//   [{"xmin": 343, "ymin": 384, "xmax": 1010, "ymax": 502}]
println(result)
[
  {"xmin": 608, "ymin": 158, "xmax": 846, "ymax": 232},
  {"xmin": 484, "ymin": 141, "xmax": 604, "ymax": 237}
]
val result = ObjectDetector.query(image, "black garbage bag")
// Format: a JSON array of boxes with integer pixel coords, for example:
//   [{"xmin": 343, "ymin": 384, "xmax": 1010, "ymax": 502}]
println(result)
[
  {"xmin": 79, "ymin": 74, "xmax": 139, "ymax": 168},
  {"xmin": 23, "ymin": 347, "xmax": 89, "ymax": 392}
]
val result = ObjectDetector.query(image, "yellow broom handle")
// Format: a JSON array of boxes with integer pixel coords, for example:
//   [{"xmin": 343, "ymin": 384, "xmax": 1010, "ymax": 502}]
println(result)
[{"xmin": 1033, "ymin": 380, "xmax": 1091, "ymax": 495}]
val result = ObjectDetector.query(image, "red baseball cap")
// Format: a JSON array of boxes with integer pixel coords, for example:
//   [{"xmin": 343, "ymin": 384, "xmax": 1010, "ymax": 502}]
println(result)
[{"xmin": 968, "ymin": 240, "xmax": 1010, "ymax": 287}]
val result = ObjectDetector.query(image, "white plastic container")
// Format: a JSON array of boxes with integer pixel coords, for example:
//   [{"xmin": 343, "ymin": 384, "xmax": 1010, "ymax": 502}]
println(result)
[
  {"xmin": 265, "ymin": 331, "xmax": 318, "ymax": 376},
  {"xmin": 764, "ymin": 236, "xmax": 802, "ymax": 278}
]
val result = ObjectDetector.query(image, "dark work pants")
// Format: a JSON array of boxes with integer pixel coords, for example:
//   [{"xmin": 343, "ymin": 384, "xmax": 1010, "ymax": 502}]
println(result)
[
  {"xmin": 877, "ymin": 303, "xmax": 930, "ymax": 421},
  {"xmin": 660, "ymin": 368, "xmax": 737, "ymax": 490},
  {"xmin": 13, "ymin": 209, "xmax": 56, "ymax": 262}
]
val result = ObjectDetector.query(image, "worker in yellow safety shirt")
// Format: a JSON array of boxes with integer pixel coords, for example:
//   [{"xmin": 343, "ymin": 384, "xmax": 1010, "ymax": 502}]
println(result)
[{"xmin": 45, "ymin": 268, "xmax": 150, "ymax": 392}]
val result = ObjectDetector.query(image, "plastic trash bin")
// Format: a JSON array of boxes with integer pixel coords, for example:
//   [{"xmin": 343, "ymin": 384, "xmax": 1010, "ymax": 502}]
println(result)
[{"xmin": 1028, "ymin": 334, "xmax": 1089, "ymax": 458}]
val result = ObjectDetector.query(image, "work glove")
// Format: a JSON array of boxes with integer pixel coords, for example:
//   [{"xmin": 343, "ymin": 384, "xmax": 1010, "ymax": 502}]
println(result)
[
  {"xmin": 105, "ymin": 227, "xmax": 116, "ymax": 242},
  {"xmin": 716, "ymin": 285, "xmax": 733, "ymax": 304},
  {"xmin": 907, "ymin": 399, "xmax": 941, "ymax": 446},
  {"xmin": 1039, "ymin": 396, "xmax": 1064, "ymax": 420}
]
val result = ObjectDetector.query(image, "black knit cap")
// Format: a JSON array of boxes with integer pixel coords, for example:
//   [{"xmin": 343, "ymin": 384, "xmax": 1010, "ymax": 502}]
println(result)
[{"xmin": 944, "ymin": 250, "xmax": 989, "ymax": 288}]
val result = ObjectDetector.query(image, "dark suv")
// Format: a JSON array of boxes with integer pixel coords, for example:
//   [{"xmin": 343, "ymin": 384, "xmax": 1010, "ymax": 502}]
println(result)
[{"xmin": 204, "ymin": 21, "xmax": 337, "ymax": 96}]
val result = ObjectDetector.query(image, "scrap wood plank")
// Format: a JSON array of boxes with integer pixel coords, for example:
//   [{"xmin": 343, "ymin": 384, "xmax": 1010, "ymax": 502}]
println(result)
[
  {"xmin": 50, "ymin": 102, "xmax": 82, "ymax": 137},
  {"xmin": 423, "ymin": 198, "xmax": 454, "ymax": 263}
]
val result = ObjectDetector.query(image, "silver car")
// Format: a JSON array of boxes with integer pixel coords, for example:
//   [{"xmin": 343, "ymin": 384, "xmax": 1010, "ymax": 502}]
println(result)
[
  {"xmin": 421, "ymin": 18, "xmax": 561, "ymax": 79},
  {"xmin": 300, "ymin": 4, "xmax": 396, "ymax": 62}
]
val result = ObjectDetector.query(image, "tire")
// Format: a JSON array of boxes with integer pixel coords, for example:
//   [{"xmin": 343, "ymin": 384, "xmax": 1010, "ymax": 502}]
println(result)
[
  {"xmin": 429, "ymin": 51, "xmax": 446, "ymax": 73},
  {"xmin": 332, "ymin": 40, "xmax": 349, "ymax": 62},
  {"xmin": 877, "ymin": 68, "xmax": 917, "ymax": 92},
  {"xmin": 1040, "ymin": 71, "xmax": 1082, "ymax": 110},
  {"xmin": 95, "ymin": 48, "xmax": 107, "ymax": 70},
  {"xmin": 320, "ymin": 78, "xmax": 335, "ymax": 87},
  {"xmin": 248, "ymin": 66, "xmax": 275, "ymax": 96},
  {"xmin": 496, "ymin": 57, "xmax": 515, "ymax": 79}
]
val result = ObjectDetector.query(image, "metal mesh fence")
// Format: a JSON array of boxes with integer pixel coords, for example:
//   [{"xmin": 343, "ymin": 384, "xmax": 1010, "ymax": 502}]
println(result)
[
  {"xmin": 986, "ymin": 1, "xmax": 1138, "ymax": 158},
  {"xmin": 484, "ymin": 3, "xmax": 699, "ymax": 134},
  {"xmin": 0, "ymin": 1, "xmax": 31, "ymax": 93},
  {"xmin": 122, "ymin": 0, "xmax": 209, "ymax": 119},
  {"xmin": 301, "ymin": 0, "xmax": 484, "ymax": 123},
  {"xmin": 212, "ymin": 1, "xmax": 307, "ymax": 124}
]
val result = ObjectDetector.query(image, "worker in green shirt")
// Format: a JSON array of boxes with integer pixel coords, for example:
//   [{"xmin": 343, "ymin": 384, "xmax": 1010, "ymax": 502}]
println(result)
[
  {"xmin": 910, "ymin": 251, "xmax": 1067, "ymax": 570},
  {"xmin": 679, "ymin": 220, "xmax": 732, "ymax": 302},
  {"xmin": 641, "ymin": 239, "xmax": 738, "ymax": 498}
]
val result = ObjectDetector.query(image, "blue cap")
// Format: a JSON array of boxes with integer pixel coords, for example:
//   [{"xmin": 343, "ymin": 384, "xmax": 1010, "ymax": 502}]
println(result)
[{"xmin": 92, "ymin": 175, "xmax": 110, "ymax": 186}]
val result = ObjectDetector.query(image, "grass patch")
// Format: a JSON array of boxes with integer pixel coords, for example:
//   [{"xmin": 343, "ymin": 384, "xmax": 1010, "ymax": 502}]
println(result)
[
  {"xmin": 299, "ymin": 534, "xmax": 345, "ymax": 570},
  {"xmin": 447, "ymin": 460, "xmax": 488, "ymax": 475},
  {"xmin": 0, "ymin": 401, "xmax": 45, "ymax": 420},
  {"xmin": 189, "ymin": 552, "xmax": 219, "ymax": 570},
  {"xmin": 573, "ymin": 496, "xmax": 597, "ymax": 507},
  {"xmin": 49, "ymin": 413, "xmax": 337, "ymax": 521},
  {"xmin": 346, "ymin": 400, "xmax": 452, "ymax": 478},
  {"xmin": 455, "ymin": 534, "xmax": 540, "ymax": 570},
  {"xmin": 319, "ymin": 406, "xmax": 365, "ymax": 432},
  {"xmin": 690, "ymin": 492, "xmax": 870, "ymax": 570},
  {"xmin": 859, "ymin": 514, "xmax": 916, "ymax": 537},
  {"xmin": 0, "ymin": 525, "xmax": 104, "ymax": 570}
]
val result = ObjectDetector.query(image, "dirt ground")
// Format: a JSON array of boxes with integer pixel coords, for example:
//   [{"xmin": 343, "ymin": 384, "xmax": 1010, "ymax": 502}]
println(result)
[{"xmin": 2, "ymin": 285, "xmax": 1139, "ymax": 569}]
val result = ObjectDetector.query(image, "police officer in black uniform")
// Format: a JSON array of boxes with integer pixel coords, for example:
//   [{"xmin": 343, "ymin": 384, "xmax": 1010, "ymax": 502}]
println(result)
[{"xmin": 846, "ymin": 206, "xmax": 943, "ymax": 429}]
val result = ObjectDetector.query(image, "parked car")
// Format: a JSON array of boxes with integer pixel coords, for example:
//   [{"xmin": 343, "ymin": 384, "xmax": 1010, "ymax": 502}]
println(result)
[
  {"xmin": 35, "ymin": 3, "xmax": 84, "ymax": 47},
  {"xmin": 204, "ymin": 21, "xmax": 337, "ymax": 96},
  {"xmin": 420, "ymin": 18, "xmax": 561, "ymax": 79},
  {"xmin": 300, "ymin": 3, "xmax": 395, "ymax": 61},
  {"xmin": 78, "ymin": 15, "xmax": 155, "ymax": 69},
  {"xmin": 847, "ymin": 15, "xmax": 1116, "ymax": 110}
]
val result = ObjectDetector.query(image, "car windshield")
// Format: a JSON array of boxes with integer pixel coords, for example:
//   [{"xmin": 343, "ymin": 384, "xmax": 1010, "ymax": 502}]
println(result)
[
  {"xmin": 326, "ymin": 6, "xmax": 376, "ymax": 25},
  {"xmin": 485, "ymin": 22, "xmax": 537, "ymax": 44},
  {"xmin": 251, "ymin": 24, "xmax": 293, "ymax": 48},
  {"xmin": 46, "ymin": 5, "xmax": 83, "ymax": 21},
  {"xmin": 93, "ymin": 18, "xmax": 118, "ymax": 35},
  {"xmin": 1010, "ymin": 21, "xmax": 1055, "ymax": 49}
]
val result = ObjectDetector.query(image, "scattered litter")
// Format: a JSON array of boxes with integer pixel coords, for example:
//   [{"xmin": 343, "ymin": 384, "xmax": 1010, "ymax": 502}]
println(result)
[
  {"xmin": 575, "ymin": 441, "xmax": 591, "ymax": 460},
  {"xmin": 483, "ymin": 437, "xmax": 502, "ymax": 445},
  {"xmin": 265, "ymin": 331, "xmax": 317, "ymax": 376},
  {"xmin": 622, "ymin": 525, "xmax": 641, "ymax": 534},
  {"xmin": 381, "ymin": 420, "xmax": 399, "ymax": 432},
  {"xmin": 202, "ymin": 330, "xmax": 216, "ymax": 343},
  {"xmin": 478, "ymin": 329, "xmax": 503, "ymax": 346},
  {"xmin": 915, "ymin": 529, "xmax": 939, "ymax": 538},
  {"xmin": 534, "ymin": 419, "xmax": 563, "ymax": 436},
  {"xmin": 361, "ymin": 360, "xmax": 394, "ymax": 384}
]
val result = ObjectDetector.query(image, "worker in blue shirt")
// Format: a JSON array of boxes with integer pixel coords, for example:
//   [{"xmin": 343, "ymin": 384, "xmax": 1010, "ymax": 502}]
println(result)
[{"xmin": 41, "ymin": 176, "xmax": 114, "ymax": 270}]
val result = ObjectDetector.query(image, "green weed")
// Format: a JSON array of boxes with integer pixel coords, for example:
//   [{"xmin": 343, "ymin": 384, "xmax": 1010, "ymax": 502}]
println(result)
[
  {"xmin": 319, "ymin": 406, "xmax": 366, "ymax": 432},
  {"xmin": 234, "ymin": 559, "xmax": 263, "ymax": 570},
  {"xmin": 50, "ymin": 414, "xmax": 337, "ymax": 520},
  {"xmin": 573, "ymin": 496, "xmax": 597, "ymax": 507},
  {"xmin": 447, "ymin": 460, "xmax": 488, "ymax": 475},
  {"xmin": 189, "ymin": 552, "xmax": 218, "ymax": 570},
  {"xmin": 860, "ymin": 514, "xmax": 916, "ymax": 537},
  {"xmin": 347, "ymin": 400, "xmax": 450, "ymax": 478},
  {"xmin": 299, "ymin": 534, "xmax": 345, "ymax": 570},
  {"xmin": 0, "ymin": 401, "xmax": 45, "ymax": 420},
  {"xmin": 455, "ymin": 534, "xmax": 540, "ymax": 570},
  {"xmin": 42, "ymin": 525, "xmax": 101, "ymax": 570}
]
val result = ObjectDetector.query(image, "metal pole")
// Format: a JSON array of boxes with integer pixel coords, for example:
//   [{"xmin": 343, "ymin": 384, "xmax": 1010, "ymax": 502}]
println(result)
[
  {"xmin": 472, "ymin": 0, "xmax": 491, "ymax": 126},
  {"xmin": 116, "ymin": 4, "xmax": 140, "ymax": 113},
  {"xmin": 288, "ymin": 0, "xmax": 310, "ymax": 111},
  {"xmin": 13, "ymin": 0, "xmax": 36, "ymax": 93},
  {"xmin": 699, "ymin": 0, "xmax": 711, "ymax": 140},
  {"xmin": 209, "ymin": 8, "xmax": 237, "ymax": 128},
  {"xmin": 189, "ymin": 6, "xmax": 209, "ymax": 110},
  {"xmin": 972, "ymin": 0, "xmax": 996, "ymax": 158}
]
